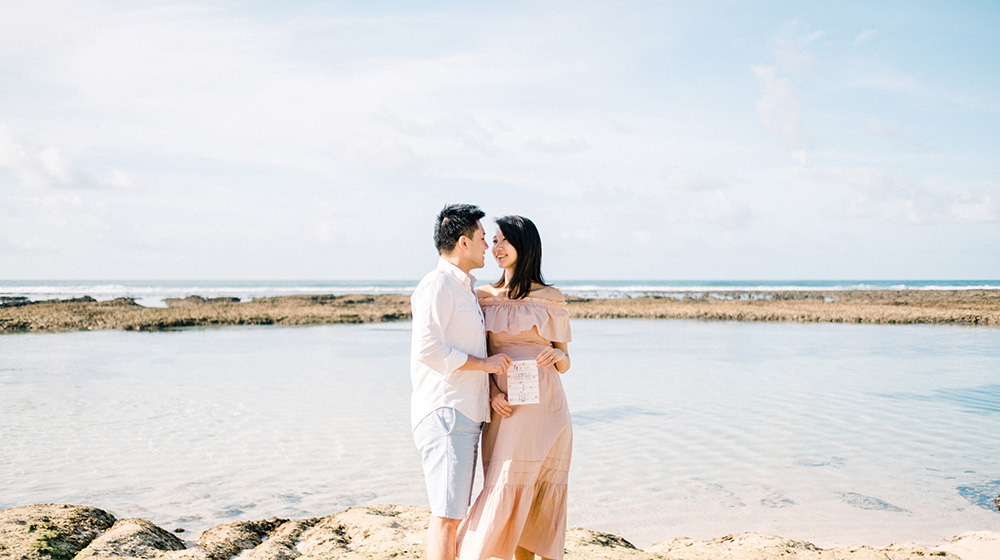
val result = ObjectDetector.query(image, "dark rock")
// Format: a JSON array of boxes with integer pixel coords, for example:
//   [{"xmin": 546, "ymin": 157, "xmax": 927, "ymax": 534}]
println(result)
[
  {"xmin": 238, "ymin": 519, "xmax": 318, "ymax": 560},
  {"xmin": 0, "ymin": 296, "xmax": 99, "ymax": 308},
  {"xmin": 164, "ymin": 296, "xmax": 240, "ymax": 308},
  {"xmin": 198, "ymin": 518, "xmax": 286, "ymax": 560},
  {"xmin": 0, "ymin": 296, "xmax": 31, "ymax": 308},
  {"xmin": 76, "ymin": 518, "xmax": 185, "ymax": 558},
  {"xmin": 60, "ymin": 296, "xmax": 97, "ymax": 304},
  {"xmin": 0, "ymin": 504, "xmax": 115, "ymax": 560},
  {"xmin": 566, "ymin": 528, "xmax": 638, "ymax": 550}
]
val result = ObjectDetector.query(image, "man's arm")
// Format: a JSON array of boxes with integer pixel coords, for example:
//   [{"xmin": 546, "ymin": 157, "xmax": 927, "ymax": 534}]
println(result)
[
  {"xmin": 412, "ymin": 279, "xmax": 511, "ymax": 376},
  {"xmin": 412, "ymin": 280, "xmax": 470, "ymax": 375}
]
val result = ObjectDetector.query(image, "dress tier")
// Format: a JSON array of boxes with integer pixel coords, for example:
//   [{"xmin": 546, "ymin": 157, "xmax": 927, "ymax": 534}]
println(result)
[{"xmin": 458, "ymin": 296, "xmax": 573, "ymax": 560}]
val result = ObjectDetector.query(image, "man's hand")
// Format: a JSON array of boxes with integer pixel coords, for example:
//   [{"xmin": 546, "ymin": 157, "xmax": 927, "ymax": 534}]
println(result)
[
  {"xmin": 457, "ymin": 353, "xmax": 511, "ymax": 373},
  {"xmin": 480, "ymin": 353, "xmax": 512, "ymax": 374}
]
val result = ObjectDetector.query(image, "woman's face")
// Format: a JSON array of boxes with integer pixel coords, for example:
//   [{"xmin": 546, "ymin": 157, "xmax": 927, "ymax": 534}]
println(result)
[{"xmin": 492, "ymin": 228, "xmax": 517, "ymax": 270}]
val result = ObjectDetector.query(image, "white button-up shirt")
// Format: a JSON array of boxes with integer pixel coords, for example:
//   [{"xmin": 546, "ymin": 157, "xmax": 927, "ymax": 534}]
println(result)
[{"xmin": 410, "ymin": 258, "xmax": 490, "ymax": 429}]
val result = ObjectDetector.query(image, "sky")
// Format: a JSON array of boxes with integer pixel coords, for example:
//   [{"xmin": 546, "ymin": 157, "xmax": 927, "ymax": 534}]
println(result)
[{"xmin": 1, "ymin": 1, "xmax": 998, "ymax": 281}]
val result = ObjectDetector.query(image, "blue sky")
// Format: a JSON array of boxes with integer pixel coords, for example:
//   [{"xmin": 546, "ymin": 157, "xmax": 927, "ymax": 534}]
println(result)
[{"xmin": 1, "ymin": 1, "xmax": 998, "ymax": 280}]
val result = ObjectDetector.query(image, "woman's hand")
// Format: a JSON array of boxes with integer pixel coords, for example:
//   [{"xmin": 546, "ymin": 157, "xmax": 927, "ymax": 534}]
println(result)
[
  {"xmin": 535, "ymin": 346, "xmax": 566, "ymax": 369},
  {"xmin": 492, "ymin": 392, "xmax": 512, "ymax": 418}
]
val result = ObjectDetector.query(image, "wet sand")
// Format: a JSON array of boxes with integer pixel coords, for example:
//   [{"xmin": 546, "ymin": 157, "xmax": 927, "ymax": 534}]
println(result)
[{"xmin": 2, "ymin": 290, "xmax": 999, "ymax": 333}]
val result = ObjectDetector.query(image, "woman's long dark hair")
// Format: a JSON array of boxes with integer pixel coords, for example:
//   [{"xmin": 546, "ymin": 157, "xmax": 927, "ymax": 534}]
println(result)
[{"xmin": 493, "ymin": 215, "xmax": 549, "ymax": 300}]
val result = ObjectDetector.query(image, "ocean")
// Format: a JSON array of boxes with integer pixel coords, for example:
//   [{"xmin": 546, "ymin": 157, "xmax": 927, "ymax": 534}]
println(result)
[{"xmin": 2, "ymin": 307, "xmax": 999, "ymax": 548}]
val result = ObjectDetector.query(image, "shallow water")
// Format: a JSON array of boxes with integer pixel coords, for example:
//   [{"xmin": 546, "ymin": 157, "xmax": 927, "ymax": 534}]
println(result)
[{"xmin": 1, "ymin": 320, "xmax": 998, "ymax": 547}]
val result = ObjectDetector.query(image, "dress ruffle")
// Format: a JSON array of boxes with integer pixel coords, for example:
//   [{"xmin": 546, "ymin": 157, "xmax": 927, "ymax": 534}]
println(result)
[
  {"xmin": 457, "ymin": 457, "xmax": 569, "ymax": 560},
  {"xmin": 479, "ymin": 296, "xmax": 572, "ymax": 343}
]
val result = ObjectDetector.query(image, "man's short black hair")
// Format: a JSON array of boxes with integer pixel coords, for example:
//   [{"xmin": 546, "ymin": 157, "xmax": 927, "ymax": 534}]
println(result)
[{"xmin": 434, "ymin": 203, "xmax": 485, "ymax": 254}]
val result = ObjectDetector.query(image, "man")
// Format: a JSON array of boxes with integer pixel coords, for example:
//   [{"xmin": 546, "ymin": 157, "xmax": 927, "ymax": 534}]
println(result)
[{"xmin": 410, "ymin": 203, "xmax": 512, "ymax": 560}]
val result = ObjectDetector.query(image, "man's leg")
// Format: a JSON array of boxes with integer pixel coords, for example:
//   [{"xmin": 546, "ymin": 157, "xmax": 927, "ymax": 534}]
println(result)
[
  {"xmin": 414, "ymin": 408, "xmax": 483, "ymax": 559},
  {"xmin": 428, "ymin": 516, "xmax": 462, "ymax": 560}
]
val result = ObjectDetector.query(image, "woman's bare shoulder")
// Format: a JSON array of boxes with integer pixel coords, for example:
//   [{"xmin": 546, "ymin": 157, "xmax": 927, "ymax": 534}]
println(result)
[
  {"xmin": 476, "ymin": 285, "xmax": 500, "ymax": 298},
  {"xmin": 529, "ymin": 285, "xmax": 565, "ymax": 302}
]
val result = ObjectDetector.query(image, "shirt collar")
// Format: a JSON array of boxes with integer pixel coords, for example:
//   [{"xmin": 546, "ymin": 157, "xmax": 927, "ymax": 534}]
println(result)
[{"xmin": 437, "ymin": 257, "xmax": 476, "ymax": 289}]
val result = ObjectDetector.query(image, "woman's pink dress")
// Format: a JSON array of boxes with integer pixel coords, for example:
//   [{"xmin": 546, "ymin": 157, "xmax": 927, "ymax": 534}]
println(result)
[{"xmin": 458, "ymin": 295, "xmax": 573, "ymax": 560}]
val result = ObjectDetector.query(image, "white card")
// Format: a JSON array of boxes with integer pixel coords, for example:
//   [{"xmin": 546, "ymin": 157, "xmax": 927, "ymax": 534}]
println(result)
[{"xmin": 506, "ymin": 359, "xmax": 540, "ymax": 405}]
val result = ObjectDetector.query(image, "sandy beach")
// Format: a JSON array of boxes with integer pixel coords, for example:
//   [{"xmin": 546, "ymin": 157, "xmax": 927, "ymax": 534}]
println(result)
[
  {"xmin": 2, "ymin": 289, "xmax": 999, "ymax": 333},
  {"xmin": 2, "ymin": 503, "xmax": 999, "ymax": 560}
]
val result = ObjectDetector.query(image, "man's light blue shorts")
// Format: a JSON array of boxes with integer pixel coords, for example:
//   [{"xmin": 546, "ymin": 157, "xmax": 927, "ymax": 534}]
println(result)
[{"xmin": 412, "ymin": 407, "xmax": 483, "ymax": 519}]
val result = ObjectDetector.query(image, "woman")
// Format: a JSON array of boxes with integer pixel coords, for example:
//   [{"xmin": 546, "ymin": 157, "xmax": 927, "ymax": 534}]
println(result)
[{"xmin": 457, "ymin": 215, "xmax": 572, "ymax": 560}]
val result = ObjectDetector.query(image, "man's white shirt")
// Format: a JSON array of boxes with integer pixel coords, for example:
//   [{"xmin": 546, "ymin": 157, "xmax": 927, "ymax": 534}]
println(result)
[{"xmin": 410, "ymin": 258, "xmax": 490, "ymax": 430}]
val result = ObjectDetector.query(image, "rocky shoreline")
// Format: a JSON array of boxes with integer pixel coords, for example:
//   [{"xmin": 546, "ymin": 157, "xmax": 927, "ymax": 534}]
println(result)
[
  {"xmin": 1, "ymin": 290, "xmax": 999, "ymax": 333},
  {"xmin": 2, "ymin": 503, "xmax": 997, "ymax": 560}
]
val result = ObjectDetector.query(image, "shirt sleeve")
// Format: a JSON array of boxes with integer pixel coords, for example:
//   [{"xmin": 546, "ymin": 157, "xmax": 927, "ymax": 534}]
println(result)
[{"xmin": 411, "ymin": 278, "xmax": 470, "ymax": 375}]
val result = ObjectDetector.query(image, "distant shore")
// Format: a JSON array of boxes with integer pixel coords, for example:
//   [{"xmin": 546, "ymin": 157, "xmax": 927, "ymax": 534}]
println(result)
[{"xmin": 2, "ymin": 289, "xmax": 999, "ymax": 333}]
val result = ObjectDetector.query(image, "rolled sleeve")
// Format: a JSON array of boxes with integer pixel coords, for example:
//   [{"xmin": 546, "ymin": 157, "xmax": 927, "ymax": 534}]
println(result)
[{"xmin": 412, "ymin": 282, "xmax": 470, "ymax": 375}]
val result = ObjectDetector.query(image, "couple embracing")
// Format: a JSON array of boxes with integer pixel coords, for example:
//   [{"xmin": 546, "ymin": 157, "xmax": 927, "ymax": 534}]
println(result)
[{"xmin": 410, "ymin": 204, "xmax": 573, "ymax": 560}]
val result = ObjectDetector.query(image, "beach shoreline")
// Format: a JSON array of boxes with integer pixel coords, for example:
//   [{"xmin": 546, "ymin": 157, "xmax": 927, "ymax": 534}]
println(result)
[
  {"xmin": 2, "ymin": 503, "xmax": 998, "ymax": 560},
  {"xmin": 2, "ymin": 289, "xmax": 999, "ymax": 333}
]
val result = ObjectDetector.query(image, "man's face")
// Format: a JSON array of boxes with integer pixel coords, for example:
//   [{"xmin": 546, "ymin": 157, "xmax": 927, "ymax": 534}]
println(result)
[{"xmin": 464, "ymin": 220, "xmax": 488, "ymax": 270}]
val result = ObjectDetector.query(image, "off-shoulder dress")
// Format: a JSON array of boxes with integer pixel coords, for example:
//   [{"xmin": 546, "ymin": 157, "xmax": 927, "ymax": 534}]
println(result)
[{"xmin": 457, "ymin": 295, "xmax": 573, "ymax": 560}]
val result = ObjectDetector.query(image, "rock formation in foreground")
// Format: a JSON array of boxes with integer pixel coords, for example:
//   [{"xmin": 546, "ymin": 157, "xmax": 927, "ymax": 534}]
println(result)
[{"xmin": 2, "ymin": 503, "xmax": 989, "ymax": 560}]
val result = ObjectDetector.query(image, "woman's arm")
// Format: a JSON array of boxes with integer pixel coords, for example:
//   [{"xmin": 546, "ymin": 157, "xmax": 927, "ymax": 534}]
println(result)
[
  {"xmin": 536, "ymin": 341, "xmax": 570, "ymax": 373},
  {"xmin": 490, "ymin": 373, "xmax": 512, "ymax": 417},
  {"xmin": 531, "ymin": 286, "xmax": 571, "ymax": 373}
]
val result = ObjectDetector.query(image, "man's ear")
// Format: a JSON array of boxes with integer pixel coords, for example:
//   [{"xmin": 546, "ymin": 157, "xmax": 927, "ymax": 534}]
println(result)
[{"xmin": 456, "ymin": 235, "xmax": 469, "ymax": 251}]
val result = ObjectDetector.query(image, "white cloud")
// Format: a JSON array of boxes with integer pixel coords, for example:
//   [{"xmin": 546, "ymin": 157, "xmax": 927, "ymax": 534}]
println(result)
[
  {"xmin": 773, "ymin": 22, "xmax": 824, "ymax": 73},
  {"xmin": 109, "ymin": 169, "xmax": 137, "ymax": 190},
  {"xmin": 946, "ymin": 196, "xmax": 997, "ymax": 223},
  {"xmin": 631, "ymin": 231, "xmax": 652, "ymax": 246},
  {"xmin": 790, "ymin": 150, "xmax": 809, "ymax": 166},
  {"xmin": 687, "ymin": 189, "xmax": 751, "ymax": 225},
  {"xmin": 825, "ymin": 165, "xmax": 892, "ymax": 191},
  {"xmin": 854, "ymin": 29, "xmax": 878, "ymax": 46},
  {"xmin": 751, "ymin": 65, "xmax": 801, "ymax": 144},
  {"xmin": 524, "ymin": 136, "xmax": 590, "ymax": 156},
  {"xmin": 0, "ymin": 126, "xmax": 82, "ymax": 189},
  {"xmin": 812, "ymin": 166, "xmax": 998, "ymax": 225},
  {"xmin": 662, "ymin": 168, "xmax": 727, "ymax": 192},
  {"xmin": 344, "ymin": 138, "xmax": 421, "ymax": 174},
  {"xmin": 868, "ymin": 118, "xmax": 926, "ymax": 151},
  {"xmin": 0, "ymin": 125, "xmax": 132, "ymax": 190},
  {"xmin": 906, "ymin": 194, "xmax": 998, "ymax": 225},
  {"xmin": 561, "ymin": 229, "xmax": 598, "ymax": 241},
  {"xmin": 660, "ymin": 168, "xmax": 752, "ymax": 227},
  {"xmin": 0, "ymin": 191, "xmax": 113, "ymax": 256},
  {"xmin": 850, "ymin": 73, "xmax": 922, "ymax": 97},
  {"xmin": 749, "ymin": 23, "xmax": 827, "ymax": 164}
]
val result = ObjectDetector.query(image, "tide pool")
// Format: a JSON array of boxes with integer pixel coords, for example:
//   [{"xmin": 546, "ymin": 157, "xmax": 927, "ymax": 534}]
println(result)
[{"xmin": 1, "ymin": 319, "xmax": 998, "ymax": 547}]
